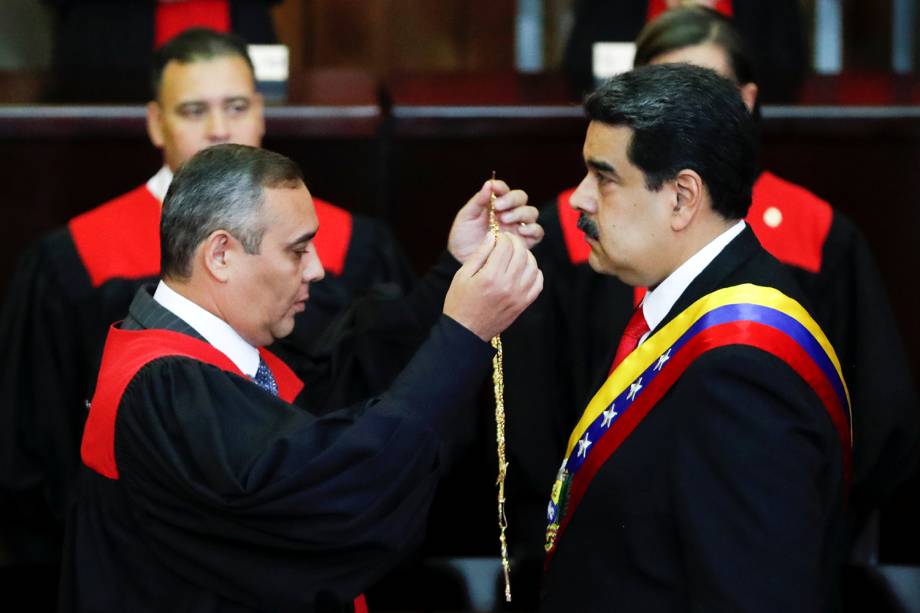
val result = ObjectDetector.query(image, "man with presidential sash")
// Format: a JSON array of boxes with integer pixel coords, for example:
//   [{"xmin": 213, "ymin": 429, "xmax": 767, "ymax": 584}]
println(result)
[{"xmin": 540, "ymin": 64, "xmax": 851, "ymax": 612}]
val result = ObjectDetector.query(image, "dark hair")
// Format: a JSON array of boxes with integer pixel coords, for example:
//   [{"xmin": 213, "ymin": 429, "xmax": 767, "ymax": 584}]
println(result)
[
  {"xmin": 150, "ymin": 28, "xmax": 255, "ymax": 100},
  {"xmin": 634, "ymin": 6, "xmax": 754, "ymax": 86},
  {"xmin": 161, "ymin": 144, "xmax": 304, "ymax": 279},
  {"xmin": 585, "ymin": 63, "xmax": 756, "ymax": 220}
]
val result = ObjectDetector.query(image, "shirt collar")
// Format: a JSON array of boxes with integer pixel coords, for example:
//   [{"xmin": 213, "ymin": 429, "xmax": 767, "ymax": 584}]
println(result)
[
  {"xmin": 152, "ymin": 280, "xmax": 261, "ymax": 377},
  {"xmin": 146, "ymin": 166, "xmax": 173, "ymax": 203},
  {"xmin": 641, "ymin": 220, "xmax": 746, "ymax": 340}
]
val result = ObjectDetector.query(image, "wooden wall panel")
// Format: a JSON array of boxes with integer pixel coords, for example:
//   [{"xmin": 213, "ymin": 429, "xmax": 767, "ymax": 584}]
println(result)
[{"xmin": 276, "ymin": 0, "xmax": 515, "ymax": 76}]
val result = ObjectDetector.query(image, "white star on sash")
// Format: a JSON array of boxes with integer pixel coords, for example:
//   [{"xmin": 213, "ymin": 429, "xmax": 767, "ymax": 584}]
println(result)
[
  {"xmin": 547, "ymin": 501, "xmax": 555, "ymax": 520},
  {"xmin": 627, "ymin": 377, "xmax": 643, "ymax": 401},
  {"xmin": 601, "ymin": 405, "xmax": 618, "ymax": 428},
  {"xmin": 655, "ymin": 348, "xmax": 671, "ymax": 371},
  {"xmin": 576, "ymin": 434, "xmax": 592, "ymax": 458}
]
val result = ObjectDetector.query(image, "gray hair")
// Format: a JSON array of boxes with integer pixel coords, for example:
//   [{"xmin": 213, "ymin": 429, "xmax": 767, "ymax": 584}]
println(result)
[{"xmin": 160, "ymin": 144, "xmax": 303, "ymax": 279}]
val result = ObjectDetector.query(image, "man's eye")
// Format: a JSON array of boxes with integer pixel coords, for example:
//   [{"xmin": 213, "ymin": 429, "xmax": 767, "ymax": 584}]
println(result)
[
  {"xmin": 178, "ymin": 105, "xmax": 207, "ymax": 119},
  {"xmin": 226, "ymin": 100, "xmax": 251, "ymax": 115}
]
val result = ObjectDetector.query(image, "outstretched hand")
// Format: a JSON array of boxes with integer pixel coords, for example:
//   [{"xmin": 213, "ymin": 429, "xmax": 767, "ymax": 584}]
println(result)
[
  {"xmin": 447, "ymin": 178, "xmax": 544, "ymax": 263},
  {"xmin": 444, "ymin": 232, "xmax": 544, "ymax": 342}
]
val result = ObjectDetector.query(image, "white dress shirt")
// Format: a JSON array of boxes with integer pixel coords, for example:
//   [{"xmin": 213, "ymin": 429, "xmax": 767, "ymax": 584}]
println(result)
[
  {"xmin": 639, "ymin": 220, "xmax": 746, "ymax": 345},
  {"xmin": 145, "ymin": 166, "xmax": 173, "ymax": 203},
  {"xmin": 152, "ymin": 280, "xmax": 261, "ymax": 377}
]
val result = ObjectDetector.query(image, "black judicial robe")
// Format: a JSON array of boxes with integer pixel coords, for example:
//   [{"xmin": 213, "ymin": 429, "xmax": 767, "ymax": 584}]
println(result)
[
  {"xmin": 61, "ymin": 287, "xmax": 492, "ymax": 613},
  {"xmin": 0, "ymin": 184, "xmax": 414, "ymax": 575},
  {"xmin": 502, "ymin": 171, "xmax": 920, "ymax": 587},
  {"xmin": 539, "ymin": 227, "xmax": 848, "ymax": 613}
]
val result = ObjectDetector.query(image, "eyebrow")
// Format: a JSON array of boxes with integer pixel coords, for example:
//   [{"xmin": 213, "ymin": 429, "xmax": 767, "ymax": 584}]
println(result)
[
  {"xmin": 587, "ymin": 158, "xmax": 620, "ymax": 178},
  {"xmin": 287, "ymin": 228, "xmax": 317, "ymax": 248}
]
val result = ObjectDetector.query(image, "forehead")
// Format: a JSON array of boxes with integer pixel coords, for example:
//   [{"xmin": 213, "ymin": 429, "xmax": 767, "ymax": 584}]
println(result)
[
  {"xmin": 650, "ymin": 42, "xmax": 733, "ymax": 81},
  {"xmin": 262, "ymin": 182, "xmax": 318, "ymax": 237},
  {"xmin": 159, "ymin": 55, "xmax": 255, "ymax": 102},
  {"xmin": 583, "ymin": 121, "xmax": 635, "ymax": 165}
]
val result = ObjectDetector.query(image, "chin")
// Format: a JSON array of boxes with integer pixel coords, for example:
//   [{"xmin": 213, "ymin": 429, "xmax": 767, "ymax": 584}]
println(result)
[
  {"xmin": 587, "ymin": 251, "xmax": 616, "ymax": 276},
  {"xmin": 270, "ymin": 318, "xmax": 296, "ymax": 341}
]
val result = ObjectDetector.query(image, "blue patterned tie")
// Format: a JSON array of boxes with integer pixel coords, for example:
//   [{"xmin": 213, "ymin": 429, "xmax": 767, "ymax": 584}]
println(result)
[{"xmin": 253, "ymin": 358, "xmax": 279, "ymax": 396}]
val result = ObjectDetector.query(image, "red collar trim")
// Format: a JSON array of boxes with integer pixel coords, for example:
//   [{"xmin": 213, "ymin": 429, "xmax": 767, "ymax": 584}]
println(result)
[
  {"xmin": 68, "ymin": 186, "xmax": 162, "ymax": 287},
  {"xmin": 311, "ymin": 198, "xmax": 353, "ymax": 277},
  {"xmin": 748, "ymin": 171, "xmax": 833, "ymax": 274},
  {"xmin": 81, "ymin": 326, "xmax": 303, "ymax": 480},
  {"xmin": 647, "ymin": 0, "xmax": 733, "ymax": 20},
  {"xmin": 557, "ymin": 188, "xmax": 591, "ymax": 265}
]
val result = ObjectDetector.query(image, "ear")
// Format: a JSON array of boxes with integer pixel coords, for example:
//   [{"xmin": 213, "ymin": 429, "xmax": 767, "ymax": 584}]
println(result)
[
  {"xmin": 670, "ymin": 169, "xmax": 704, "ymax": 232},
  {"xmin": 739, "ymin": 82, "xmax": 759, "ymax": 114},
  {"xmin": 146, "ymin": 101, "xmax": 165, "ymax": 149},
  {"xmin": 201, "ymin": 230, "xmax": 235, "ymax": 282}
]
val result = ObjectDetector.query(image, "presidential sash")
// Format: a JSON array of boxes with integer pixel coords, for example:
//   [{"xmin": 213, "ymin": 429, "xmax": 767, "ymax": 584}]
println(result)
[{"xmin": 544, "ymin": 284, "xmax": 851, "ymax": 560}]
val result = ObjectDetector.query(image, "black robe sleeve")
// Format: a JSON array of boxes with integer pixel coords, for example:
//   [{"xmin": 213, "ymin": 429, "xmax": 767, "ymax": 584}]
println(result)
[
  {"xmin": 113, "ymin": 316, "xmax": 492, "ymax": 610},
  {"xmin": 0, "ymin": 231, "xmax": 95, "ymax": 563},
  {"xmin": 803, "ymin": 214, "xmax": 920, "ymax": 532}
]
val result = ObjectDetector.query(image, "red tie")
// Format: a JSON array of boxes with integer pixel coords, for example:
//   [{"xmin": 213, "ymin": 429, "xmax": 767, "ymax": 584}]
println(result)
[{"xmin": 609, "ymin": 306, "xmax": 650, "ymax": 374}]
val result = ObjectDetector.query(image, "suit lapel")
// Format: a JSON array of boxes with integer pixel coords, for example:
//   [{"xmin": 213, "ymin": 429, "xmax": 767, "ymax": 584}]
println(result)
[
  {"xmin": 123, "ymin": 285, "xmax": 206, "ymax": 341},
  {"xmin": 649, "ymin": 226, "xmax": 760, "ymax": 336}
]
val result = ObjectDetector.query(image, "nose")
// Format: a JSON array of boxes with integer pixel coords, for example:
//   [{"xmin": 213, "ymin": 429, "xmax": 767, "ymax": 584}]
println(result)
[
  {"xmin": 303, "ymin": 250, "xmax": 325, "ymax": 284},
  {"xmin": 569, "ymin": 174, "xmax": 597, "ymax": 214},
  {"xmin": 207, "ymin": 109, "xmax": 230, "ymax": 142}
]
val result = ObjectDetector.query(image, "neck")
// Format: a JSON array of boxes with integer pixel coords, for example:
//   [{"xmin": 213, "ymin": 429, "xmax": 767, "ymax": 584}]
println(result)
[
  {"xmin": 660, "ymin": 215, "xmax": 738, "ymax": 283},
  {"xmin": 162, "ymin": 276, "xmax": 226, "ymax": 323}
]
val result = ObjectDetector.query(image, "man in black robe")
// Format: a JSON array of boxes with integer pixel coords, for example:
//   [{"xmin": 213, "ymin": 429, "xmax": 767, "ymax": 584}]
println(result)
[
  {"xmin": 0, "ymin": 28, "xmax": 412, "ymax": 603},
  {"xmin": 61, "ymin": 144, "xmax": 544, "ymax": 612}
]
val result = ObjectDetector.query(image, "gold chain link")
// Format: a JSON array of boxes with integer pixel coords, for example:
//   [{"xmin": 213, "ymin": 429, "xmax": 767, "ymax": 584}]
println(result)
[{"xmin": 489, "ymin": 173, "xmax": 512, "ymax": 602}]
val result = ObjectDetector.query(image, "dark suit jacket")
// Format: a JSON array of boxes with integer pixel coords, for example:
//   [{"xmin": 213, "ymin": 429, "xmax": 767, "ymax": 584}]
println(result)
[{"xmin": 540, "ymin": 227, "xmax": 848, "ymax": 613}]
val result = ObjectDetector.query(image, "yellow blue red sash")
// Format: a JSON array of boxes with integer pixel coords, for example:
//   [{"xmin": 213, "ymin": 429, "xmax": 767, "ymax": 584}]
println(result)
[{"xmin": 544, "ymin": 284, "xmax": 851, "ymax": 561}]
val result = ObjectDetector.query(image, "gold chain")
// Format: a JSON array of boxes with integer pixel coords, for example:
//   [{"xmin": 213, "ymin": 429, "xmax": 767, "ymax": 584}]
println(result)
[{"xmin": 489, "ymin": 173, "xmax": 512, "ymax": 602}]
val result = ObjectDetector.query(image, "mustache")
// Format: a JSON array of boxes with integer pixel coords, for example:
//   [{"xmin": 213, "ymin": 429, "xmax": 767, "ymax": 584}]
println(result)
[{"xmin": 577, "ymin": 213, "xmax": 600, "ymax": 240}]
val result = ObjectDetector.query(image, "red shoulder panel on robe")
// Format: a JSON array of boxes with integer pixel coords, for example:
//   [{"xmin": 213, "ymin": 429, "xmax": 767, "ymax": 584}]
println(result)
[
  {"xmin": 311, "ymin": 197, "xmax": 353, "ymax": 277},
  {"xmin": 748, "ymin": 171, "xmax": 833, "ymax": 274},
  {"xmin": 82, "ymin": 326, "xmax": 304, "ymax": 480},
  {"xmin": 154, "ymin": 0, "xmax": 230, "ymax": 48},
  {"xmin": 68, "ymin": 185, "xmax": 162, "ymax": 288},
  {"xmin": 647, "ymin": 0, "xmax": 733, "ymax": 20},
  {"xmin": 557, "ymin": 188, "xmax": 591, "ymax": 265}
]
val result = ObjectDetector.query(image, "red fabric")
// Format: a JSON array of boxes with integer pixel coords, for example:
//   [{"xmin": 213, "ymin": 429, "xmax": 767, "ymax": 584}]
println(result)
[
  {"xmin": 647, "ymin": 0, "xmax": 733, "ymax": 21},
  {"xmin": 312, "ymin": 197, "xmax": 353, "ymax": 277},
  {"xmin": 557, "ymin": 188, "xmax": 591, "ymax": 265},
  {"xmin": 546, "ymin": 319, "xmax": 852, "ymax": 567},
  {"xmin": 609, "ymin": 306, "xmax": 650, "ymax": 374},
  {"xmin": 154, "ymin": 0, "xmax": 231, "ymax": 49},
  {"xmin": 632, "ymin": 287, "xmax": 647, "ymax": 307},
  {"xmin": 69, "ymin": 186, "xmax": 356, "ymax": 286},
  {"xmin": 258, "ymin": 346, "xmax": 305, "ymax": 402},
  {"xmin": 82, "ymin": 326, "xmax": 303, "ymax": 480},
  {"xmin": 353, "ymin": 594, "xmax": 368, "ymax": 613},
  {"xmin": 748, "ymin": 171, "xmax": 833, "ymax": 274},
  {"xmin": 69, "ymin": 186, "xmax": 162, "ymax": 288}
]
